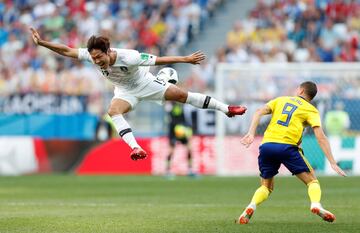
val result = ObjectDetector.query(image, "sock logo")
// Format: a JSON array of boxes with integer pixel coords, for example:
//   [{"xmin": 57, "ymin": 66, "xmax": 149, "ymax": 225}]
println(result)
[
  {"xmin": 203, "ymin": 96, "xmax": 211, "ymax": 108},
  {"xmin": 119, "ymin": 128, "xmax": 132, "ymax": 137}
]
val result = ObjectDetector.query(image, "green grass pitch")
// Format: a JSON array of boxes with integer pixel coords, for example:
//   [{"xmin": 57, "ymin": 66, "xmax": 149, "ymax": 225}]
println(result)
[{"xmin": 0, "ymin": 175, "xmax": 359, "ymax": 233}]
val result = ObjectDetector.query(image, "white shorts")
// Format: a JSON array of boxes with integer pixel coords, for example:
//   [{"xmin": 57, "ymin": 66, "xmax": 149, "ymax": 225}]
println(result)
[{"xmin": 113, "ymin": 78, "xmax": 171, "ymax": 109}]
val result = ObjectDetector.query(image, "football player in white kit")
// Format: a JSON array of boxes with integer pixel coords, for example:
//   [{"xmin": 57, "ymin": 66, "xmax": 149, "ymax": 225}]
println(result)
[{"xmin": 30, "ymin": 28, "xmax": 247, "ymax": 161}]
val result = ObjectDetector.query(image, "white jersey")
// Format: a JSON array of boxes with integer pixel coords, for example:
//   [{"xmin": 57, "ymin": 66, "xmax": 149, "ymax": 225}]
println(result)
[{"xmin": 78, "ymin": 48, "xmax": 157, "ymax": 92}]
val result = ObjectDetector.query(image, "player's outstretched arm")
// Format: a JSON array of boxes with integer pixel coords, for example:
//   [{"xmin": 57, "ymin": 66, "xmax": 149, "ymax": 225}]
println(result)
[
  {"xmin": 241, "ymin": 105, "xmax": 272, "ymax": 148},
  {"xmin": 30, "ymin": 27, "xmax": 78, "ymax": 59},
  {"xmin": 313, "ymin": 126, "xmax": 347, "ymax": 176},
  {"xmin": 155, "ymin": 51, "xmax": 205, "ymax": 65}
]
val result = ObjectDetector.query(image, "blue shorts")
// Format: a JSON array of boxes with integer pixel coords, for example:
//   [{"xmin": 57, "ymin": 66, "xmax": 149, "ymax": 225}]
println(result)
[{"xmin": 258, "ymin": 142, "xmax": 312, "ymax": 179}]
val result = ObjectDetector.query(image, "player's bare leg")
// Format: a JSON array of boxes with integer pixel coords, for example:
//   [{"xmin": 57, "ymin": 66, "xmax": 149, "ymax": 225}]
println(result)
[
  {"xmin": 186, "ymin": 141, "xmax": 196, "ymax": 177},
  {"xmin": 236, "ymin": 178, "xmax": 273, "ymax": 224},
  {"xmin": 165, "ymin": 144, "xmax": 176, "ymax": 179},
  {"xmin": 108, "ymin": 99, "xmax": 147, "ymax": 160},
  {"xmin": 296, "ymin": 172, "xmax": 336, "ymax": 222},
  {"xmin": 164, "ymin": 85, "xmax": 247, "ymax": 117}
]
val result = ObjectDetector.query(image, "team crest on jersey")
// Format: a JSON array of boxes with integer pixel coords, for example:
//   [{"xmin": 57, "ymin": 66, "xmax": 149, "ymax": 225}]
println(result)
[{"xmin": 101, "ymin": 69, "xmax": 109, "ymax": 76}]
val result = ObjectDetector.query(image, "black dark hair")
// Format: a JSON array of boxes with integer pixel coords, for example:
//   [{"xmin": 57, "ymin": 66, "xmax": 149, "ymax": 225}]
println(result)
[
  {"xmin": 87, "ymin": 36, "xmax": 110, "ymax": 53},
  {"xmin": 300, "ymin": 81, "xmax": 317, "ymax": 100}
]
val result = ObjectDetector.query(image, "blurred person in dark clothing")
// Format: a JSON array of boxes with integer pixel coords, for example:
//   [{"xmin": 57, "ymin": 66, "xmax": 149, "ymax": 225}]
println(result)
[{"xmin": 165, "ymin": 101, "xmax": 195, "ymax": 178}]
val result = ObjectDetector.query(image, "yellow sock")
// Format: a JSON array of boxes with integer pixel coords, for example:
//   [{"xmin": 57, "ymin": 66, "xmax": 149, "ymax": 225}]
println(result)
[
  {"xmin": 307, "ymin": 180, "xmax": 321, "ymax": 203},
  {"xmin": 250, "ymin": 185, "xmax": 271, "ymax": 206}
]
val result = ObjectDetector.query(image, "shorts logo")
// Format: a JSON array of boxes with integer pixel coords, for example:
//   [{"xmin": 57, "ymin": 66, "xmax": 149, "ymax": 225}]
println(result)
[{"xmin": 141, "ymin": 53, "xmax": 149, "ymax": 60}]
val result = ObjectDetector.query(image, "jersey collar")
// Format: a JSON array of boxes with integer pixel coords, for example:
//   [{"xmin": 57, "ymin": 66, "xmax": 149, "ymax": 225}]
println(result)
[{"xmin": 297, "ymin": 95, "xmax": 308, "ymax": 102}]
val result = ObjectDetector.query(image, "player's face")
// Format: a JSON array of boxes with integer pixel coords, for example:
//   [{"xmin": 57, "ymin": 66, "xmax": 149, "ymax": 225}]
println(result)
[{"xmin": 90, "ymin": 49, "xmax": 110, "ymax": 69}]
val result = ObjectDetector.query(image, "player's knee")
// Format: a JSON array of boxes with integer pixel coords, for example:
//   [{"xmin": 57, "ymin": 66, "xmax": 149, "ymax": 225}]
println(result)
[
  {"xmin": 107, "ymin": 104, "xmax": 130, "ymax": 117},
  {"xmin": 165, "ymin": 85, "xmax": 188, "ymax": 103},
  {"xmin": 107, "ymin": 107, "xmax": 125, "ymax": 117},
  {"xmin": 107, "ymin": 99, "xmax": 132, "ymax": 117},
  {"xmin": 172, "ymin": 90, "xmax": 187, "ymax": 103},
  {"xmin": 180, "ymin": 91, "xmax": 188, "ymax": 103},
  {"xmin": 107, "ymin": 108, "xmax": 117, "ymax": 117}
]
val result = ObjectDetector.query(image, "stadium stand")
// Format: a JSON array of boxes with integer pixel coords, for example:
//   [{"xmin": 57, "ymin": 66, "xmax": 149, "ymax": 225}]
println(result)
[
  {"xmin": 221, "ymin": 0, "xmax": 359, "ymax": 64},
  {"xmin": 182, "ymin": 0, "xmax": 359, "ymax": 93}
]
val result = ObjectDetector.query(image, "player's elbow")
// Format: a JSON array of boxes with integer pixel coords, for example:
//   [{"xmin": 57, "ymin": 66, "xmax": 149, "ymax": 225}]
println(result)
[
  {"xmin": 251, "ymin": 109, "xmax": 262, "ymax": 119},
  {"xmin": 314, "ymin": 127, "xmax": 327, "ymax": 141},
  {"xmin": 256, "ymin": 108, "xmax": 269, "ymax": 116},
  {"xmin": 63, "ymin": 50, "xmax": 77, "ymax": 59},
  {"xmin": 316, "ymin": 133, "xmax": 328, "ymax": 145},
  {"xmin": 255, "ymin": 108, "xmax": 263, "ymax": 114}
]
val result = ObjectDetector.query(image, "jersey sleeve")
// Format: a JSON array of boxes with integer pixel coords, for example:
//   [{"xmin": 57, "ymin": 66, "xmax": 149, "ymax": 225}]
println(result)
[
  {"xmin": 266, "ymin": 97, "xmax": 279, "ymax": 112},
  {"xmin": 307, "ymin": 110, "xmax": 322, "ymax": 127},
  {"xmin": 121, "ymin": 49, "xmax": 157, "ymax": 66},
  {"xmin": 78, "ymin": 48, "xmax": 93, "ymax": 62}
]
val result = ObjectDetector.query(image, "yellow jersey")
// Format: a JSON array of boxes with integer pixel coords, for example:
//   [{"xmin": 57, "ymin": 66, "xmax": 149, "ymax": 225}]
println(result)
[{"xmin": 262, "ymin": 96, "xmax": 321, "ymax": 146}]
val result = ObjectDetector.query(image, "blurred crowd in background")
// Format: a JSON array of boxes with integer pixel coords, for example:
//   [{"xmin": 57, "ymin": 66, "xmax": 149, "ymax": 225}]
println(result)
[
  {"xmin": 0, "ymin": 0, "xmax": 359, "ymax": 105},
  {"xmin": 223, "ymin": 0, "xmax": 359, "ymax": 63},
  {"xmin": 187, "ymin": 0, "xmax": 360, "ymax": 91}
]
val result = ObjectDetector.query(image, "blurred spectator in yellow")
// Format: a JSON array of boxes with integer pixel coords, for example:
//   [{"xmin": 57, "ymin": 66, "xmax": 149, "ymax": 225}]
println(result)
[{"xmin": 227, "ymin": 21, "xmax": 247, "ymax": 47}]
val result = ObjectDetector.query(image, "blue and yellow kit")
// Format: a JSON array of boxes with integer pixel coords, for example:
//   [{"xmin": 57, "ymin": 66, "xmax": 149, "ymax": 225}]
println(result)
[{"xmin": 259, "ymin": 96, "xmax": 321, "ymax": 178}]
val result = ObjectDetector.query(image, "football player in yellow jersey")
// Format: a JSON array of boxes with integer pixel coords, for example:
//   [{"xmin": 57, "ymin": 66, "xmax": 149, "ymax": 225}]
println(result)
[{"xmin": 236, "ymin": 81, "xmax": 346, "ymax": 224}]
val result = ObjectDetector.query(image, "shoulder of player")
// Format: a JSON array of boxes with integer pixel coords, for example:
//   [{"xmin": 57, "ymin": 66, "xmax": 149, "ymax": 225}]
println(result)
[
  {"xmin": 111, "ymin": 48, "xmax": 139, "ymax": 55},
  {"xmin": 299, "ymin": 98, "xmax": 319, "ymax": 114},
  {"xmin": 308, "ymin": 103, "xmax": 319, "ymax": 113},
  {"xmin": 78, "ymin": 48, "xmax": 89, "ymax": 54},
  {"xmin": 111, "ymin": 48, "xmax": 141, "ymax": 63},
  {"xmin": 77, "ymin": 48, "xmax": 93, "ymax": 62}
]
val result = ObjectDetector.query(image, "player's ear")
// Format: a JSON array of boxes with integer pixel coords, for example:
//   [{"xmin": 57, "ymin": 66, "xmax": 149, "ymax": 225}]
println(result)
[{"xmin": 297, "ymin": 87, "xmax": 304, "ymax": 95}]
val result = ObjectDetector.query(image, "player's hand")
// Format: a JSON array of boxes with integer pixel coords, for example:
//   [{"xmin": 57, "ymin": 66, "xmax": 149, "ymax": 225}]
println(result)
[
  {"xmin": 30, "ymin": 27, "xmax": 41, "ymax": 45},
  {"xmin": 330, "ymin": 163, "xmax": 347, "ymax": 177},
  {"xmin": 240, "ymin": 133, "xmax": 254, "ymax": 148},
  {"xmin": 186, "ymin": 51, "xmax": 205, "ymax": 65}
]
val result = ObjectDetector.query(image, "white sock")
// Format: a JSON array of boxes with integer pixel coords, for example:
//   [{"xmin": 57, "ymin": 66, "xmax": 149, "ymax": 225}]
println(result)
[
  {"xmin": 249, "ymin": 202, "xmax": 257, "ymax": 210},
  {"xmin": 311, "ymin": 202, "xmax": 322, "ymax": 209},
  {"xmin": 111, "ymin": 114, "xmax": 140, "ymax": 149},
  {"xmin": 185, "ymin": 92, "xmax": 228, "ymax": 113}
]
